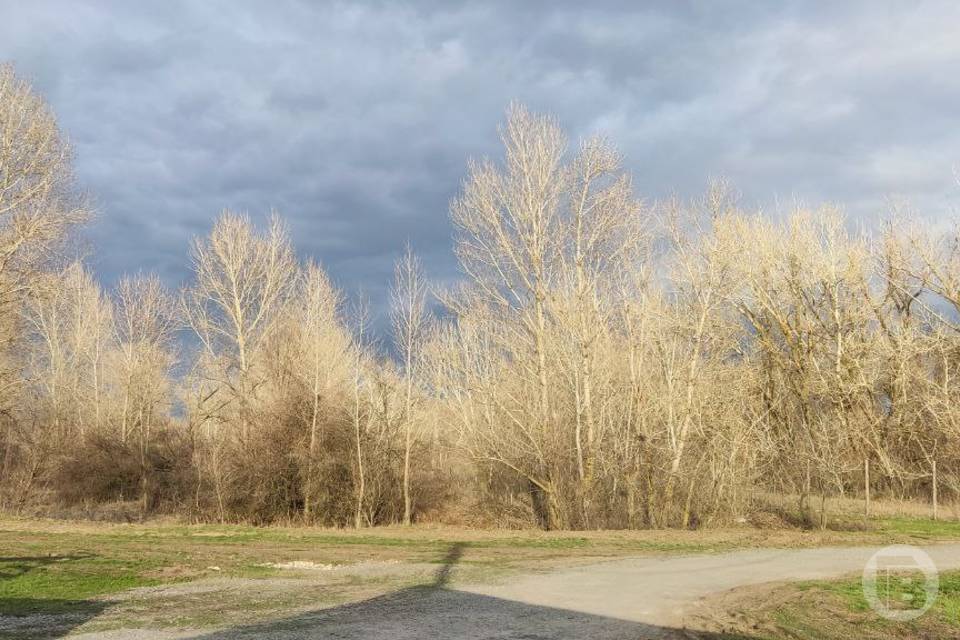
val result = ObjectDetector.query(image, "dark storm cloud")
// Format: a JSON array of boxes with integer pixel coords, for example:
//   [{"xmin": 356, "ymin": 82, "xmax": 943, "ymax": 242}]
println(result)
[{"xmin": 2, "ymin": 0, "xmax": 960, "ymax": 312}]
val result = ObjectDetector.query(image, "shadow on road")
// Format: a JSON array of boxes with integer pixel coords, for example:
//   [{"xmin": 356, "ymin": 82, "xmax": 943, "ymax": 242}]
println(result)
[{"xmin": 185, "ymin": 542, "xmax": 759, "ymax": 640}]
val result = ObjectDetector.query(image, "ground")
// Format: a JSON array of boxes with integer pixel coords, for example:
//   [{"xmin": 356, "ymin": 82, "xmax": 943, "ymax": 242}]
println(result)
[{"xmin": 1, "ymin": 511, "xmax": 959, "ymax": 639}]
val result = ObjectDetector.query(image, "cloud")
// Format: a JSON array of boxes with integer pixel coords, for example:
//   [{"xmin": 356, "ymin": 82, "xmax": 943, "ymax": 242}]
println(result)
[{"xmin": 2, "ymin": 0, "xmax": 959, "ymax": 319}]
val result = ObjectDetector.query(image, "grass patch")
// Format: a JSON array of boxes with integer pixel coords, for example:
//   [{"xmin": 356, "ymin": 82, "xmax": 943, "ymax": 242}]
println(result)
[
  {"xmin": 722, "ymin": 570, "xmax": 960, "ymax": 639},
  {"xmin": 829, "ymin": 568, "xmax": 960, "ymax": 619},
  {"xmin": 0, "ymin": 555, "xmax": 162, "ymax": 615},
  {"xmin": 872, "ymin": 516, "xmax": 960, "ymax": 539}
]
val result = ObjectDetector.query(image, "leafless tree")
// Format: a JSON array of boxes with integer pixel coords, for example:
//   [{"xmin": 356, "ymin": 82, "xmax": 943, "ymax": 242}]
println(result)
[
  {"xmin": 391, "ymin": 245, "xmax": 429, "ymax": 525},
  {"xmin": 0, "ymin": 65, "xmax": 90, "ymax": 501},
  {"xmin": 183, "ymin": 211, "xmax": 297, "ymax": 441},
  {"xmin": 289, "ymin": 261, "xmax": 351, "ymax": 519},
  {"xmin": 3, "ymin": 85, "xmax": 960, "ymax": 529}
]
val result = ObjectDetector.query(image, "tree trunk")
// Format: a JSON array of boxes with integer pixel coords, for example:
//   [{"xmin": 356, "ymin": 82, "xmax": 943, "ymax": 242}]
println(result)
[
  {"xmin": 932, "ymin": 459, "xmax": 939, "ymax": 521},
  {"xmin": 354, "ymin": 406, "xmax": 365, "ymax": 529},
  {"xmin": 402, "ymin": 364, "xmax": 413, "ymax": 526},
  {"xmin": 529, "ymin": 481, "xmax": 548, "ymax": 530},
  {"xmin": 403, "ymin": 423, "xmax": 412, "ymax": 525},
  {"xmin": 304, "ymin": 383, "xmax": 320, "ymax": 521},
  {"xmin": 864, "ymin": 458, "xmax": 870, "ymax": 519}
]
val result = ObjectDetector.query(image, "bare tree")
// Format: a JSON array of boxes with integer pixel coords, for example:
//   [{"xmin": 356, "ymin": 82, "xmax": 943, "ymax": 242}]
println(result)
[
  {"xmin": 24, "ymin": 262, "xmax": 113, "ymax": 441},
  {"xmin": 114, "ymin": 275, "xmax": 178, "ymax": 441},
  {"xmin": 0, "ymin": 64, "xmax": 90, "ymax": 298},
  {"xmin": 391, "ymin": 245, "xmax": 429, "ymax": 525},
  {"xmin": 182, "ymin": 212, "xmax": 297, "ymax": 521},
  {"xmin": 112, "ymin": 274, "xmax": 178, "ymax": 509},
  {"xmin": 183, "ymin": 211, "xmax": 297, "ymax": 441},
  {"xmin": 289, "ymin": 261, "xmax": 351, "ymax": 520},
  {"xmin": 446, "ymin": 106, "xmax": 649, "ymax": 528},
  {"xmin": 4, "ymin": 86, "xmax": 960, "ymax": 530},
  {"xmin": 0, "ymin": 64, "xmax": 90, "ymax": 435},
  {"xmin": 351, "ymin": 297, "xmax": 371, "ymax": 528}
]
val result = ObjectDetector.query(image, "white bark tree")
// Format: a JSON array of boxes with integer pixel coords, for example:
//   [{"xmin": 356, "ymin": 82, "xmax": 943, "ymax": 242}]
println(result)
[
  {"xmin": 391, "ymin": 244, "xmax": 429, "ymax": 525},
  {"xmin": 183, "ymin": 211, "xmax": 297, "ymax": 441}
]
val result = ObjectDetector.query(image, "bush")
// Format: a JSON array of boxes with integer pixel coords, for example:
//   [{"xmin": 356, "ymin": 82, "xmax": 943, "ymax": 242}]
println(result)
[{"xmin": 51, "ymin": 425, "xmax": 195, "ymax": 515}]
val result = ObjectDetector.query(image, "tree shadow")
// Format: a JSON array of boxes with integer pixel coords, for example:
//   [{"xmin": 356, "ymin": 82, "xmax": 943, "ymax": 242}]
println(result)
[
  {"xmin": 0, "ymin": 554, "xmax": 108, "ymax": 640},
  {"xmin": 433, "ymin": 541, "xmax": 465, "ymax": 587},
  {"xmin": 185, "ymin": 542, "xmax": 762, "ymax": 640}
]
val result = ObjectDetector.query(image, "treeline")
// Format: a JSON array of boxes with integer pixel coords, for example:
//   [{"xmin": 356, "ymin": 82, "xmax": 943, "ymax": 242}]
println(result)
[{"xmin": 1, "ymin": 64, "xmax": 958, "ymax": 529}]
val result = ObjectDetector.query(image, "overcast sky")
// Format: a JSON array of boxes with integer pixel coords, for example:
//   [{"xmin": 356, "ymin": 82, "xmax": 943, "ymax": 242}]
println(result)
[{"xmin": 3, "ymin": 1, "xmax": 959, "ymax": 310}]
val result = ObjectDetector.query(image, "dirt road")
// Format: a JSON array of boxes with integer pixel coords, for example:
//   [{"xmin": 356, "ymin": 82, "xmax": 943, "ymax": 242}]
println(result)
[
  {"xmin": 469, "ymin": 543, "xmax": 960, "ymax": 628},
  {"xmin": 68, "ymin": 543, "xmax": 960, "ymax": 639}
]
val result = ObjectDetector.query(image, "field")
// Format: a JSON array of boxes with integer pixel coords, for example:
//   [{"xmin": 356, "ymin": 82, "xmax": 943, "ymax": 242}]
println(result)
[{"xmin": 2, "ymin": 508, "xmax": 960, "ymax": 639}]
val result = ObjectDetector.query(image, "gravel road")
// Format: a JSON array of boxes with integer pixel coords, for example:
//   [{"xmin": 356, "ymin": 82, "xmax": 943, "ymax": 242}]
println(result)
[
  {"xmin": 467, "ymin": 543, "xmax": 960, "ymax": 628},
  {"xmin": 67, "ymin": 543, "xmax": 960, "ymax": 639}
]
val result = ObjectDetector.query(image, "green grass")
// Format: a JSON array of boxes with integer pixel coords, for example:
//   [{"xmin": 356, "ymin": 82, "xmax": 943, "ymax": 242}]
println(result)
[
  {"xmin": 797, "ymin": 575, "xmax": 871, "ymax": 611},
  {"xmin": 941, "ymin": 572, "xmax": 960, "ymax": 622},
  {"xmin": 872, "ymin": 516, "xmax": 960, "ymax": 539},
  {"xmin": 750, "ymin": 570, "xmax": 960, "ymax": 639},
  {"xmin": 147, "ymin": 526, "xmax": 709, "ymax": 552},
  {"xmin": 0, "ymin": 555, "xmax": 163, "ymax": 615}
]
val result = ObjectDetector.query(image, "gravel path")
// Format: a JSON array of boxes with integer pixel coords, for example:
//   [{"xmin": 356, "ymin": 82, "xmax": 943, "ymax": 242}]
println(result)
[
  {"xmin": 65, "ymin": 543, "xmax": 960, "ymax": 639},
  {"xmin": 467, "ymin": 543, "xmax": 960, "ymax": 628}
]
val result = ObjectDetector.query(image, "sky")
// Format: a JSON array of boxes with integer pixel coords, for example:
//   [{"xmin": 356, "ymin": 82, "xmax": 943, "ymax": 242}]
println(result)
[{"xmin": 3, "ymin": 1, "xmax": 960, "ymax": 312}]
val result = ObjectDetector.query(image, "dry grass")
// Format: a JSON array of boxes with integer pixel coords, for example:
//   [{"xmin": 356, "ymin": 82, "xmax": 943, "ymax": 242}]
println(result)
[{"xmin": 758, "ymin": 491, "xmax": 959, "ymax": 522}]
